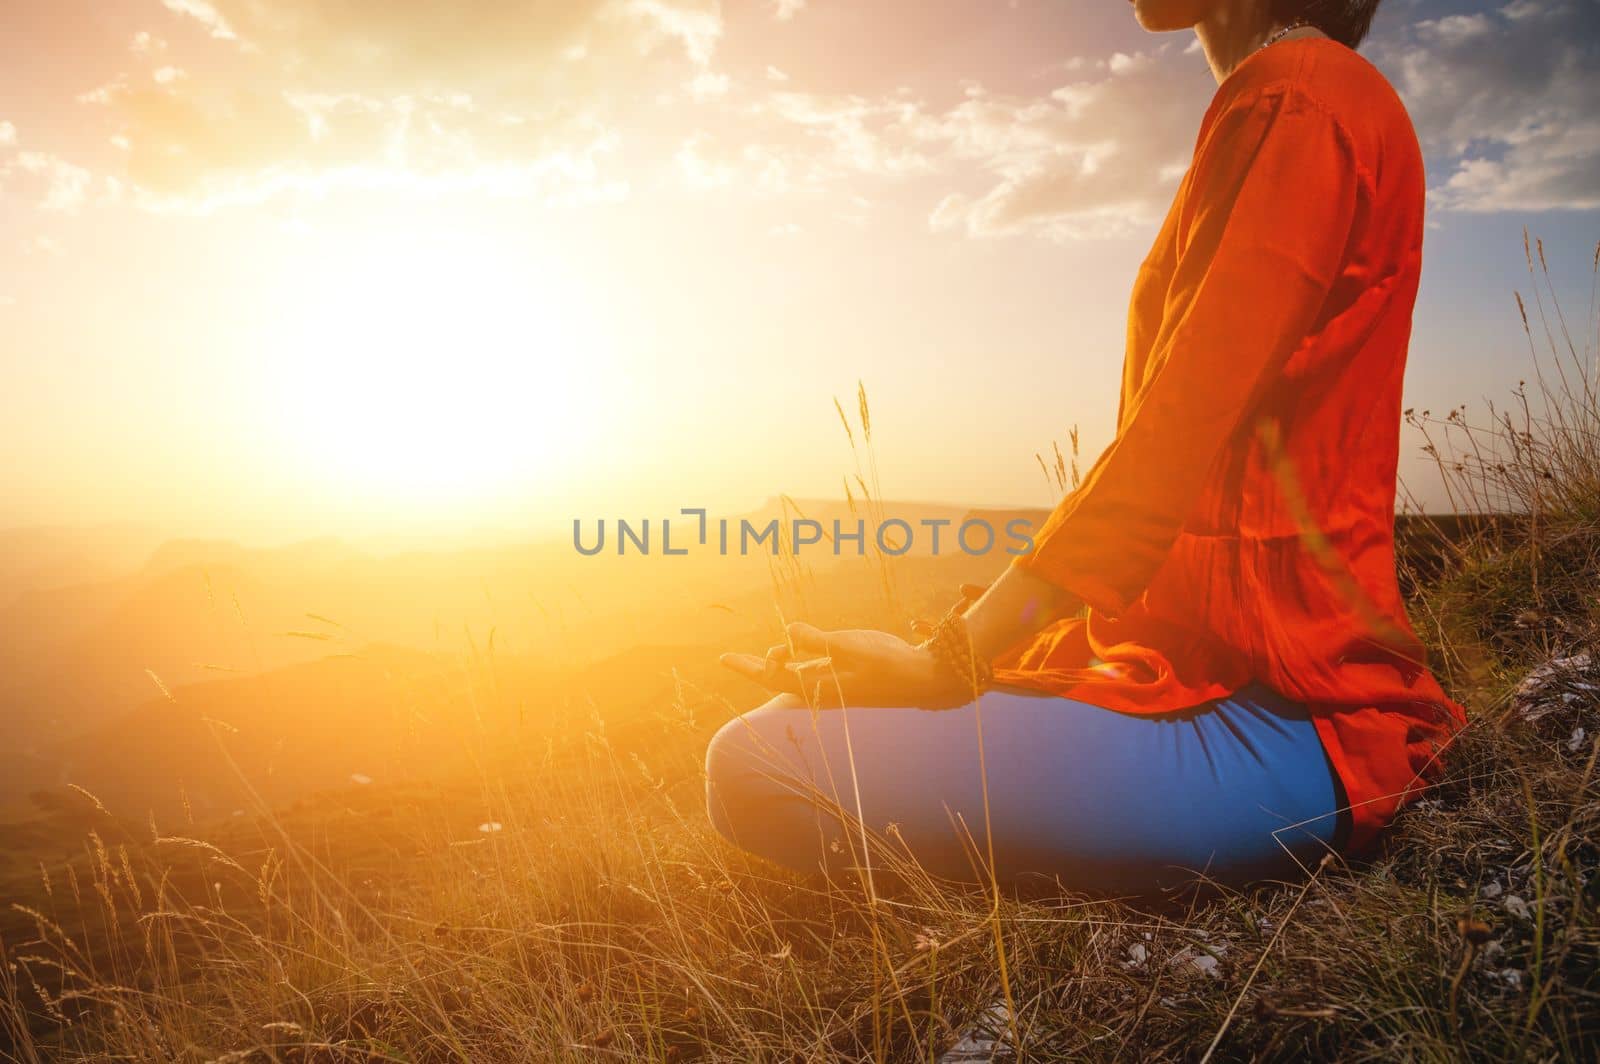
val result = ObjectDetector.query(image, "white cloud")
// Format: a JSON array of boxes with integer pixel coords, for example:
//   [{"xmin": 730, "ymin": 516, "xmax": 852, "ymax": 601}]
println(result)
[
  {"xmin": 768, "ymin": 92, "xmax": 937, "ymax": 178},
  {"xmin": 18, "ymin": 0, "xmax": 1592, "ymax": 234},
  {"xmin": 10, "ymin": 152, "xmax": 96, "ymax": 211},
  {"xmin": 1372, "ymin": 1, "xmax": 1600, "ymax": 212},
  {"xmin": 676, "ymin": 131, "xmax": 734, "ymax": 187},
  {"xmin": 1108, "ymin": 52, "xmax": 1147, "ymax": 75},
  {"xmin": 161, "ymin": 0, "xmax": 238, "ymax": 41},
  {"xmin": 130, "ymin": 31, "xmax": 169, "ymax": 54},
  {"xmin": 1499, "ymin": 0, "xmax": 1545, "ymax": 20},
  {"xmin": 669, "ymin": 40, "xmax": 1207, "ymax": 241},
  {"xmin": 620, "ymin": 0, "xmax": 723, "ymax": 66},
  {"xmin": 1415, "ymin": 13, "xmax": 1492, "ymax": 45},
  {"xmin": 690, "ymin": 70, "xmax": 731, "ymax": 99},
  {"xmin": 61, "ymin": 0, "xmax": 729, "ymax": 208},
  {"xmin": 878, "ymin": 49, "xmax": 1203, "ymax": 238}
]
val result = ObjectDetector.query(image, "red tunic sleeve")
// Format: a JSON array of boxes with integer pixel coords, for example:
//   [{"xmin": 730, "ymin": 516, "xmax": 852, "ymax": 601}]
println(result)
[{"xmin": 1012, "ymin": 84, "xmax": 1364, "ymax": 614}]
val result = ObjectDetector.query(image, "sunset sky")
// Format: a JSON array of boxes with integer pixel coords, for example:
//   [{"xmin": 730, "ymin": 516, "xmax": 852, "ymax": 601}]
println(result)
[{"xmin": 1, "ymin": 0, "xmax": 1596, "ymax": 543}]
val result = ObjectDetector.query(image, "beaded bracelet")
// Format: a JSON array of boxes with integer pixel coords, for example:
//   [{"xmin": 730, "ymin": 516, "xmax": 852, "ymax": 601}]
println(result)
[{"xmin": 917, "ymin": 603, "xmax": 995, "ymax": 696}]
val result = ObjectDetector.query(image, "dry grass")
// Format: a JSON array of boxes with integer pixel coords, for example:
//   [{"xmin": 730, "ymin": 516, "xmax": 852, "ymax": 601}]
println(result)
[{"xmin": 3, "ymin": 233, "xmax": 1598, "ymax": 1062}]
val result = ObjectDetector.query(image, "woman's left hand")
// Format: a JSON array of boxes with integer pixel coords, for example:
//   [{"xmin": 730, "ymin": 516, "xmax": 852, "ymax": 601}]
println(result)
[{"xmin": 719, "ymin": 622, "xmax": 970, "ymax": 708}]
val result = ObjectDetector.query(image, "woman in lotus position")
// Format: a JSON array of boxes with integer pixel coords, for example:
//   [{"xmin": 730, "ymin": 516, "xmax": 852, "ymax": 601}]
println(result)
[{"xmin": 707, "ymin": 0, "xmax": 1466, "ymax": 893}]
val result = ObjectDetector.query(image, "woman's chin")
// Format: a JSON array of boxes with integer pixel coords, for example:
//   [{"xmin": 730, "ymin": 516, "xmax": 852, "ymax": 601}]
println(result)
[{"xmin": 1130, "ymin": 0, "xmax": 1204, "ymax": 33}]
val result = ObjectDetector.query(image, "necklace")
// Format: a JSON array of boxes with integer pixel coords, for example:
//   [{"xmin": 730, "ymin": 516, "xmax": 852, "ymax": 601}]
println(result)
[{"xmin": 1257, "ymin": 18, "xmax": 1312, "ymax": 53}]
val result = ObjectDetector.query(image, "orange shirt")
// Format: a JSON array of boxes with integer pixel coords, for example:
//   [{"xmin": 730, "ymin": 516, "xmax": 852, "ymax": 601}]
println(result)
[{"xmin": 992, "ymin": 37, "xmax": 1466, "ymax": 854}]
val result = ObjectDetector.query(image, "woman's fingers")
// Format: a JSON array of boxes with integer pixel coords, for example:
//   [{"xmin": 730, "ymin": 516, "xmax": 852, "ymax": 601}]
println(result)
[
  {"xmin": 788, "ymin": 657, "xmax": 847, "ymax": 706},
  {"xmin": 719, "ymin": 652, "xmax": 778, "ymax": 685},
  {"xmin": 724, "ymin": 623, "xmax": 897, "ymax": 701},
  {"xmin": 720, "ymin": 653, "xmax": 803, "ymax": 694},
  {"xmin": 719, "ymin": 652, "xmax": 851, "ymax": 706},
  {"xmin": 785, "ymin": 621, "xmax": 831, "ymax": 657}
]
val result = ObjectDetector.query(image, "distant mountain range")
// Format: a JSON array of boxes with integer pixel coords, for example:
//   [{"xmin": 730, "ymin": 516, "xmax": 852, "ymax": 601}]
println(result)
[{"xmin": 0, "ymin": 501, "xmax": 1040, "ymax": 822}]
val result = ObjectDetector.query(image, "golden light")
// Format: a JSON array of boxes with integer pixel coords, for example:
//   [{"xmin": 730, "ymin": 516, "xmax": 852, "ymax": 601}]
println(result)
[{"xmin": 266, "ymin": 227, "xmax": 604, "ymax": 510}]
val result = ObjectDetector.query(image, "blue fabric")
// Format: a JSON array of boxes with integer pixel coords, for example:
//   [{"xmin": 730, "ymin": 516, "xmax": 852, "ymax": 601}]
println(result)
[{"xmin": 705, "ymin": 681, "xmax": 1347, "ymax": 893}]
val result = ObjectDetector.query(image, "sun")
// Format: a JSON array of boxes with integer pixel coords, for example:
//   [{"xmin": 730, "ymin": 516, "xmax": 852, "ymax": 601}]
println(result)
[{"xmin": 266, "ymin": 228, "xmax": 603, "ymax": 510}]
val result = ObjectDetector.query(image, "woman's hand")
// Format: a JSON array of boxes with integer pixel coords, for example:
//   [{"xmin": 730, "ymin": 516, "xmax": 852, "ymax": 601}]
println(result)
[
  {"xmin": 720, "ymin": 622, "xmax": 971, "ymax": 709},
  {"xmin": 719, "ymin": 565, "xmax": 1082, "ymax": 709}
]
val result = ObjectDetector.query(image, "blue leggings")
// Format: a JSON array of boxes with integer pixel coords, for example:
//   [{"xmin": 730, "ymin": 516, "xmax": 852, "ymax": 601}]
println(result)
[{"xmin": 705, "ymin": 682, "xmax": 1347, "ymax": 893}]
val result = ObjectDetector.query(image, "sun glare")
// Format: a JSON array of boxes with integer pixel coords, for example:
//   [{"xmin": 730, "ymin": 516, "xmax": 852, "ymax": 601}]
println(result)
[{"xmin": 268, "ymin": 229, "xmax": 604, "ymax": 510}]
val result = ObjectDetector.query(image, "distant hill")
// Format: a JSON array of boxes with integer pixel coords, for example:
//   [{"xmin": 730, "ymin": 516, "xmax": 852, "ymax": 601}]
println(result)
[
  {"xmin": 0, "ymin": 503, "xmax": 1046, "ymax": 749},
  {"xmin": 0, "ymin": 522, "xmax": 164, "ymax": 604},
  {"xmin": 136, "ymin": 535, "xmax": 362, "ymax": 580},
  {"xmin": 0, "ymin": 502, "xmax": 1041, "ymax": 824}
]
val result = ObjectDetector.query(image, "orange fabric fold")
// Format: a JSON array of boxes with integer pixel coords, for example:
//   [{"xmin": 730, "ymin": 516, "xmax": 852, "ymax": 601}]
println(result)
[{"xmin": 993, "ymin": 38, "xmax": 1466, "ymax": 854}]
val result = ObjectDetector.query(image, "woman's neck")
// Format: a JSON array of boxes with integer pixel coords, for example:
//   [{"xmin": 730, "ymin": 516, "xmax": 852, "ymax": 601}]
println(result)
[{"xmin": 1194, "ymin": 2, "xmax": 1328, "ymax": 84}]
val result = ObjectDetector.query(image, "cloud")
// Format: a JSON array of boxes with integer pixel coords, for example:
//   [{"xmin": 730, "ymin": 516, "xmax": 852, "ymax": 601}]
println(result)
[
  {"xmin": 165, "ymin": 0, "xmax": 719, "ymax": 91},
  {"xmin": 917, "ymin": 58, "xmax": 1211, "ymax": 239},
  {"xmin": 160, "ymin": 0, "xmax": 237, "ymax": 41},
  {"xmin": 1414, "ymin": 13, "xmax": 1492, "ymax": 46},
  {"xmin": 766, "ymin": 92, "xmax": 937, "ymax": 178},
  {"xmin": 694, "ymin": 3, "xmax": 1597, "ymax": 234},
  {"xmin": 913, "ymin": 4, "xmax": 1599, "ymax": 236},
  {"xmin": 690, "ymin": 70, "xmax": 731, "ymax": 99},
  {"xmin": 689, "ymin": 42, "xmax": 1208, "ymax": 241},
  {"xmin": 107, "ymin": 82, "xmax": 630, "ymax": 210},
  {"xmin": 1372, "ymin": 1, "xmax": 1600, "ymax": 212},
  {"xmin": 130, "ymin": 31, "xmax": 169, "ymax": 55},
  {"xmin": 78, "ymin": 0, "xmax": 726, "ymax": 206},
  {"xmin": 0, "ymin": 123, "xmax": 105, "ymax": 212},
  {"xmin": 14, "ymin": 0, "xmax": 1593, "ymax": 233},
  {"xmin": 676, "ymin": 131, "xmax": 735, "ymax": 187},
  {"xmin": 5, "ymin": 151, "xmax": 98, "ymax": 212}
]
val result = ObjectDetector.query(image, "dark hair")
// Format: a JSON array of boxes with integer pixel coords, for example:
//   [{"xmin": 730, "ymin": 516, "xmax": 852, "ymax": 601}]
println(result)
[{"xmin": 1269, "ymin": 0, "xmax": 1382, "ymax": 49}]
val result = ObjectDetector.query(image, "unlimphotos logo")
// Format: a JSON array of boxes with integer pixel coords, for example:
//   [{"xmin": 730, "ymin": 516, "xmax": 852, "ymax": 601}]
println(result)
[{"xmin": 573, "ymin": 509, "xmax": 1037, "ymax": 557}]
